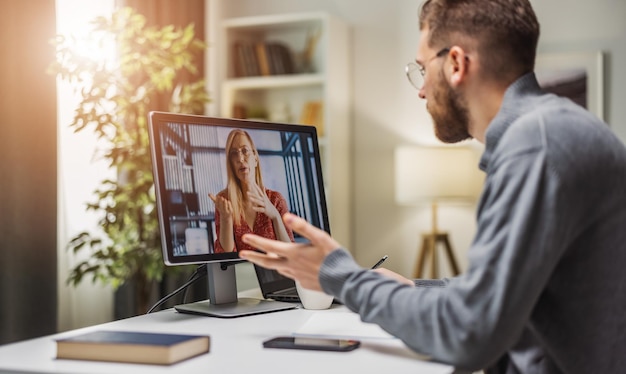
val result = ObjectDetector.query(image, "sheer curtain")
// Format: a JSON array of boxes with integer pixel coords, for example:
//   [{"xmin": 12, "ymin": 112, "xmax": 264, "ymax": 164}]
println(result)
[
  {"xmin": 0, "ymin": 0, "xmax": 57, "ymax": 344},
  {"xmin": 56, "ymin": 0, "xmax": 117, "ymax": 334}
]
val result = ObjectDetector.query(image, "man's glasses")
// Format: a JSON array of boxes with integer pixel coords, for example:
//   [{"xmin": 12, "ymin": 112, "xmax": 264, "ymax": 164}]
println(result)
[
  {"xmin": 229, "ymin": 146, "xmax": 254, "ymax": 160},
  {"xmin": 405, "ymin": 47, "xmax": 450, "ymax": 90}
]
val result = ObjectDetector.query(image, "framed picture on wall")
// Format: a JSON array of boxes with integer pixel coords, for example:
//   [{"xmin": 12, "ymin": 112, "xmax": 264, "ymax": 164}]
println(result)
[{"xmin": 535, "ymin": 51, "xmax": 604, "ymax": 121}]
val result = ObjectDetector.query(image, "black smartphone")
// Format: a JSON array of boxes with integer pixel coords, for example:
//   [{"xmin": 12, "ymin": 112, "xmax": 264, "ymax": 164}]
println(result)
[{"xmin": 262, "ymin": 336, "xmax": 360, "ymax": 352}]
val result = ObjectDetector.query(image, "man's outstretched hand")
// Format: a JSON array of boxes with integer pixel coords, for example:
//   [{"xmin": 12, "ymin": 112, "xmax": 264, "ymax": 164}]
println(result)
[{"xmin": 240, "ymin": 213, "xmax": 341, "ymax": 291}]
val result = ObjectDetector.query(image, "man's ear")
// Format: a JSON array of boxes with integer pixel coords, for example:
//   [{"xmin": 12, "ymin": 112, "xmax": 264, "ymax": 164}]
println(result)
[{"xmin": 447, "ymin": 46, "xmax": 469, "ymax": 87}]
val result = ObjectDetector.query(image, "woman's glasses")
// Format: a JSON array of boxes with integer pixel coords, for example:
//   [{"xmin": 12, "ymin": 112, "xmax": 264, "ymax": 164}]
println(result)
[{"xmin": 229, "ymin": 146, "xmax": 253, "ymax": 160}]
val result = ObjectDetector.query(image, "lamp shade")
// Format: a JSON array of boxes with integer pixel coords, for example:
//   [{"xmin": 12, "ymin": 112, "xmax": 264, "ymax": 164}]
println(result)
[{"xmin": 395, "ymin": 145, "xmax": 484, "ymax": 205}]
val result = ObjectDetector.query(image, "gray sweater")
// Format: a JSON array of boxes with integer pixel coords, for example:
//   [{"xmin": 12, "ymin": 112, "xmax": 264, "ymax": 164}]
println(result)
[{"xmin": 319, "ymin": 73, "xmax": 626, "ymax": 373}]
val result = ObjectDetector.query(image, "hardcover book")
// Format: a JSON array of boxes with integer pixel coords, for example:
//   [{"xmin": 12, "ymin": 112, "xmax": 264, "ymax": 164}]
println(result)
[{"xmin": 56, "ymin": 330, "xmax": 210, "ymax": 365}]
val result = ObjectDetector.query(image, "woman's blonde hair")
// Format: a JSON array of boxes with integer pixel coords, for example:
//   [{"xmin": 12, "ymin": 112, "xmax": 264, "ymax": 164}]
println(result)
[{"xmin": 224, "ymin": 129, "xmax": 265, "ymax": 224}]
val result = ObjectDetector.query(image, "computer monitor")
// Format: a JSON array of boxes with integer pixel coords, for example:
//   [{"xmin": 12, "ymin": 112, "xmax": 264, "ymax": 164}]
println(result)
[{"xmin": 148, "ymin": 111, "xmax": 330, "ymax": 317}]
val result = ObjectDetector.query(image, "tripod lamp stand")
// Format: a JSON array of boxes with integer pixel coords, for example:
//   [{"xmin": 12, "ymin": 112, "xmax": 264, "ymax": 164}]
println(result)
[{"xmin": 395, "ymin": 145, "xmax": 483, "ymax": 279}]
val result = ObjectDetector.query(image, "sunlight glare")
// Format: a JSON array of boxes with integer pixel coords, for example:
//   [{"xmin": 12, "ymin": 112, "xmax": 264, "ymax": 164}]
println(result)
[{"xmin": 56, "ymin": 0, "xmax": 117, "ymax": 333}]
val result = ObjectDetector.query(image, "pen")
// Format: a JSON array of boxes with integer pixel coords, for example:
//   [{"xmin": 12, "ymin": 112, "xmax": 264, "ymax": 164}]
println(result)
[{"xmin": 371, "ymin": 255, "xmax": 388, "ymax": 269}]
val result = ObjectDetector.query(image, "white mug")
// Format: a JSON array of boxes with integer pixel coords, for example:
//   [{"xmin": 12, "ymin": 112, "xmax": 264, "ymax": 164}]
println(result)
[{"xmin": 295, "ymin": 281, "xmax": 333, "ymax": 310}]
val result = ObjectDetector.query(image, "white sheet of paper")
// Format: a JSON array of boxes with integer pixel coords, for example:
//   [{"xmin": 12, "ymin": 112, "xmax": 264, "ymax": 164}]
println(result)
[{"xmin": 294, "ymin": 311, "xmax": 395, "ymax": 340}]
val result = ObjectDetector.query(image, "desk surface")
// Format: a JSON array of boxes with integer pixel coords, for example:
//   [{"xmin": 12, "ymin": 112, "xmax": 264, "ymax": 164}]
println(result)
[{"xmin": 0, "ymin": 302, "xmax": 453, "ymax": 373}]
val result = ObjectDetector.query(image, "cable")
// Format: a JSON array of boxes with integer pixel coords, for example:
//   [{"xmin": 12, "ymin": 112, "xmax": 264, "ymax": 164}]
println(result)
[
  {"xmin": 147, "ymin": 260, "xmax": 246, "ymax": 313},
  {"xmin": 146, "ymin": 264, "xmax": 207, "ymax": 314},
  {"xmin": 182, "ymin": 263, "xmax": 208, "ymax": 304},
  {"xmin": 181, "ymin": 261, "xmax": 245, "ymax": 303}
]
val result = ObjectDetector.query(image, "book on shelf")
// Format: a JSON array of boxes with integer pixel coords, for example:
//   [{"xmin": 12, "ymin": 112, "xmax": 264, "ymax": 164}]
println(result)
[
  {"xmin": 299, "ymin": 101, "xmax": 324, "ymax": 136},
  {"xmin": 233, "ymin": 42, "xmax": 246, "ymax": 77},
  {"xmin": 275, "ymin": 42, "xmax": 296, "ymax": 74},
  {"xmin": 256, "ymin": 42, "xmax": 272, "ymax": 76},
  {"xmin": 55, "ymin": 330, "xmax": 210, "ymax": 365},
  {"xmin": 243, "ymin": 43, "xmax": 260, "ymax": 76},
  {"xmin": 232, "ymin": 41, "xmax": 296, "ymax": 77}
]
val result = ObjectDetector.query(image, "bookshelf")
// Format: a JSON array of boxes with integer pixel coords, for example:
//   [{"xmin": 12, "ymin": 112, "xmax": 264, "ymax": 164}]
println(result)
[{"xmin": 218, "ymin": 12, "xmax": 352, "ymax": 248}]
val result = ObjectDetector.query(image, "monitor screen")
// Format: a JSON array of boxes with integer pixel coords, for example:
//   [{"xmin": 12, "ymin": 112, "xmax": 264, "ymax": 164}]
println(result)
[{"xmin": 148, "ymin": 112, "xmax": 330, "ymax": 266}]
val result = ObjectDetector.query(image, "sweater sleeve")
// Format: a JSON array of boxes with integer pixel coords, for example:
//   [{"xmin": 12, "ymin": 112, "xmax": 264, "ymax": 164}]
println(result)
[{"xmin": 319, "ymin": 143, "xmax": 569, "ymax": 370}]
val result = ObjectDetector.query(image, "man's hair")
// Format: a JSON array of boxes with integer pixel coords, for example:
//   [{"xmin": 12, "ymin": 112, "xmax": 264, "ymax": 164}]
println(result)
[{"xmin": 419, "ymin": 0, "xmax": 539, "ymax": 82}]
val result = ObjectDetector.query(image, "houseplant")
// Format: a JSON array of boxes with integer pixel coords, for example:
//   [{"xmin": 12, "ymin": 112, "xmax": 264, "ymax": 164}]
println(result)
[{"xmin": 49, "ymin": 7, "xmax": 210, "ymax": 315}]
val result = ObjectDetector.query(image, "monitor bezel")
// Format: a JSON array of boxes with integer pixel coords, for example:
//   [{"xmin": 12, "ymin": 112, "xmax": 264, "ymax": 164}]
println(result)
[{"xmin": 148, "ymin": 111, "xmax": 330, "ymax": 266}]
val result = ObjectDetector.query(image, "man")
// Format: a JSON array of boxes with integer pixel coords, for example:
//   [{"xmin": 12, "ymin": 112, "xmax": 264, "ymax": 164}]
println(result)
[{"xmin": 240, "ymin": 0, "xmax": 626, "ymax": 372}]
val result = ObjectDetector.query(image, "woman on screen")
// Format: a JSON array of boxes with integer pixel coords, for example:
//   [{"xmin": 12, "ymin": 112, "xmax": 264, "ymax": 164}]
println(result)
[{"xmin": 209, "ymin": 129, "xmax": 294, "ymax": 253}]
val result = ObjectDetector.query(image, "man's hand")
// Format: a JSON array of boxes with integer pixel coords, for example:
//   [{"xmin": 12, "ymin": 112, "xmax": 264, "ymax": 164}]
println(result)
[
  {"xmin": 240, "ymin": 213, "xmax": 341, "ymax": 291},
  {"xmin": 373, "ymin": 268, "xmax": 415, "ymax": 286}
]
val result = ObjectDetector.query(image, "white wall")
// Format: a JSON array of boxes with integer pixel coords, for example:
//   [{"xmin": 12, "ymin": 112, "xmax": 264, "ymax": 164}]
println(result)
[
  {"xmin": 533, "ymin": 0, "xmax": 626, "ymax": 138},
  {"xmin": 210, "ymin": 0, "xmax": 626, "ymax": 277}
]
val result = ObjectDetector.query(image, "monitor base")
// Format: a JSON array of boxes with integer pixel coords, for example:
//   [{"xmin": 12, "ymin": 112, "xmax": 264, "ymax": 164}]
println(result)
[{"xmin": 175, "ymin": 298, "xmax": 296, "ymax": 318}]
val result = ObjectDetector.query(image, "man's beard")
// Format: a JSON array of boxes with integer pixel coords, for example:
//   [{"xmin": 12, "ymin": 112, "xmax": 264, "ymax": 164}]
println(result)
[{"xmin": 428, "ymin": 69, "xmax": 472, "ymax": 143}]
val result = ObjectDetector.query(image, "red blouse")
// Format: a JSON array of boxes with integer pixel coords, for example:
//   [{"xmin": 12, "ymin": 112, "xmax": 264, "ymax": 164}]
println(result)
[{"xmin": 213, "ymin": 189, "xmax": 295, "ymax": 253}]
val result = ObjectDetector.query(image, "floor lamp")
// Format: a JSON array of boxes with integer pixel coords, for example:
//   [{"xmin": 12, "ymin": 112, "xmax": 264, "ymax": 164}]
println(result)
[{"xmin": 395, "ymin": 145, "xmax": 483, "ymax": 279}]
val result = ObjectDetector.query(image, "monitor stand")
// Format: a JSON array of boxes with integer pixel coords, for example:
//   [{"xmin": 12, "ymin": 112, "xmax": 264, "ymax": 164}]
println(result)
[{"xmin": 174, "ymin": 262, "xmax": 296, "ymax": 318}]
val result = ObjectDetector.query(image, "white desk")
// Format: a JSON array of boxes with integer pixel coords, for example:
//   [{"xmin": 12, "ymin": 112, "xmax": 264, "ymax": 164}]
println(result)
[{"xmin": 0, "ymin": 302, "xmax": 454, "ymax": 373}]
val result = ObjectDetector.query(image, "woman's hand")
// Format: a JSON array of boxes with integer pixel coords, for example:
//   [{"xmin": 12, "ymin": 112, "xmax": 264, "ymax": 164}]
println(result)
[
  {"xmin": 247, "ymin": 184, "xmax": 280, "ymax": 220},
  {"xmin": 209, "ymin": 193, "xmax": 235, "ymax": 252},
  {"xmin": 209, "ymin": 193, "xmax": 233, "ymax": 219}
]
